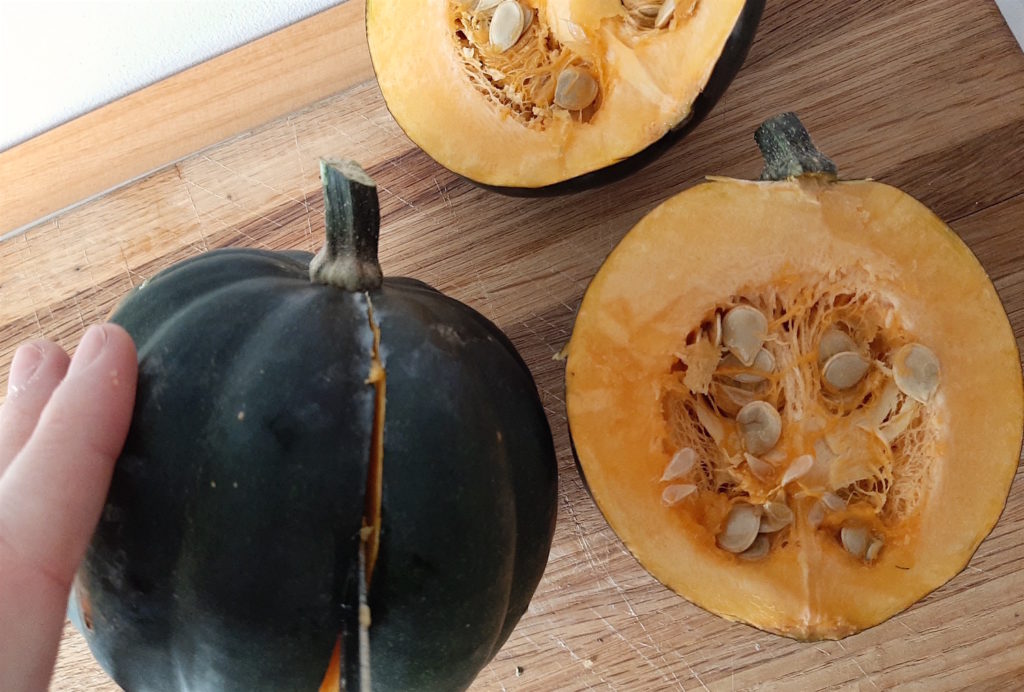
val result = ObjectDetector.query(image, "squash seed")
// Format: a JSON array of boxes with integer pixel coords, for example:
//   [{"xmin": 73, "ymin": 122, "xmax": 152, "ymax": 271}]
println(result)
[
  {"xmin": 744, "ymin": 452, "xmax": 775, "ymax": 483},
  {"xmin": 554, "ymin": 66, "xmax": 600, "ymax": 111},
  {"xmin": 693, "ymin": 399, "xmax": 725, "ymax": 444},
  {"xmin": 722, "ymin": 305, "xmax": 768, "ymax": 366},
  {"xmin": 759, "ymin": 501, "xmax": 794, "ymax": 533},
  {"xmin": 738, "ymin": 534, "xmax": 770, "ymax": 561},
  {"xmin": 822, "ymin": 351, "xmax": 870, "ymax": 390},
  {"xmin": 489, "ymin": 1, "xmax": 529, "ymax": 53},
  {"xmin": 865, "ymin": 536, "xmax": 884, "ymax": 562},
  {"xmin": 821, "ymin": 491, "xmax": 847, "ymax": 512},
  {"xmin": 878, "ymin": 400, "xmax": 918, "ymax": 445},
  {"xmin": 475, "ymin": 0, "xmax": 503, "ymax": 10},
  {"xmin": 712, "ymin": 380, "xmax": 758, "ymax": 417},
  {"xmin": 729, "ymin": 348, "xmax": 776, "ymax": 385},
  {"xmin": 780, "ymin": 454, "xmax": 814, "ymax": 487},
  {"xmin": 717, "ymin": 503, "xmax": 762, "ymax": 553},
  {"xmin": 818, "ymin": 326, "xmax": 858, "ymax": 363},
  {"xmin": 808, "ymin": 500, "xmax": 826, "ymax": 528},
  {"xmin": 840, "ymin": 524, "xmax": 870, "ymax": 559},
  {"xmin": 661, "ymin": 483, "xmax": 697, "ymax": 506},
  {"xmin": 655, "ymin": 0, "xmax": 676, "ymax": 28},
  {"xmin": 736, "ymin": 401, "xmax": 782, "ymax": 455},
  {"xmin": 892, "ymin": 343, "xmax": 940, "ymax": 404},
  {"xmin": 661, "ymin": 447, "xmax": 697, "ymax": 481}
]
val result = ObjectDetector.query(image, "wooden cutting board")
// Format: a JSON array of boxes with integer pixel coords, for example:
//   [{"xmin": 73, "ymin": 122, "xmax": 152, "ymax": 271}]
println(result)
[{"xmin": 1, "ymin": 0, "xmax": 1022, "ymax": 689}]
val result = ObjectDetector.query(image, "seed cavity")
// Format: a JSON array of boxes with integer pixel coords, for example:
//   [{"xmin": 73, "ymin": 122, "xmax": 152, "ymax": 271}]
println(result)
[
  {"xmin": 717, "ymin": 503, "xmax": 762, "ymax": 553},
  {"xmin": 893, "ymin": 343, "xmax": 940, "ymax": 403},
  {"xmin": 822, "ymin": 351, "xmax": 870, "ymax": 391},
  {"xmin": 661, "ymin": 483, "xmax": 697, "ymax": 506},
  {"xmin": 736, "ymin": 401, "xmax": 782, "ymax": 455},
  {"xmin": 554, "ymin": 66, "xmax": 600, "ymax": 111},
  {"xmin": 661, "ymin": 447, "xmax": 697, "ymax": 481},
  {"xmin": 722, "ymin": 305, "xmax": 768, "ymax": 366},
  {"xmin": 489, "ymin": 1, "xmax": 529, "ymax": 53},
  {"xmin": 661, "ymin": 270, "xmax": 942, "ymax": 566}
]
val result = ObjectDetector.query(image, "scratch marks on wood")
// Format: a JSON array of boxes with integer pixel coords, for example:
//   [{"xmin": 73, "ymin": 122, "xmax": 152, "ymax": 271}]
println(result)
[
  {"xmin": 71, "ymin": 294, "xmax": 88, "ymax": 332},
  {"xmin": 835, "ymin": 640, "xmax": 879, "ymax": 690},
  {"xmin": 118, "ymin": 242, "xmax": 138, "ymax": 289},
  {"xmin": 201, "ymin": 154, "xmax": 308, "ymax": 208},
  {"xmin": 588, "ymin": 607, "xmax": 686, "ymax": 691},
  {"xmin": 551, "ymin": 635, "xmax": 617, "ymax": 690},
  {"xmin": 433, "ymin": 176, "xmax": 459, "ymax": 234},
  {"xmin": 287, "ymin": 116, "xmax": 317, "ymax": 252},
  {"xmin": 375, "ymin": 178, "xmax": 423, "ymax": 216},
  {"xmin": 177, "ymin": 164, "xmax": 210, "ymax": 252}
]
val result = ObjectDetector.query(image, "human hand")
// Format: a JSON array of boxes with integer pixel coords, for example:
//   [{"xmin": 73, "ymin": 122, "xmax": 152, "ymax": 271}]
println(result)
[{"xmin": 0, "ymin": 324, "xmax": 137, "ymax": 692}]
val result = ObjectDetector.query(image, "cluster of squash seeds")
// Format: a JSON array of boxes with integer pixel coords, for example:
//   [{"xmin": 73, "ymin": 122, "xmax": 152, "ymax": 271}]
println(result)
[
  {"xmin": 450, "ymin": 1, "xmax": 603, "ymax": 125},
  {"xmin": 716, "ymin": 493, "xmax": 795, "ymax": 559},
  {"xmin": 661, "ymin": 272, "xmax": 943, "ymax": 563},
  {"xmin": 621, "ymin": 0, "xmax": 695, "ymax": 31}
]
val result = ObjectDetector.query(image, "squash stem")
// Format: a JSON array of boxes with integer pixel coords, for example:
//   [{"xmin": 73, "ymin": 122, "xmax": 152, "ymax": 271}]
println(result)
[
  {"xmin": 310, "ymin": 159, "xmax": 384, "ymax": 290},
  {"xmin": 755, "ymin": 113, "xmax": 837, "ymax": 182}
]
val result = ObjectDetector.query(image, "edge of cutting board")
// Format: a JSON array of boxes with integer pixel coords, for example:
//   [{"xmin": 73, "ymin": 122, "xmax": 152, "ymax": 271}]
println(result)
[{"xmin": 0, "ymin": 0, "xmax": 373, "ymax": 239}]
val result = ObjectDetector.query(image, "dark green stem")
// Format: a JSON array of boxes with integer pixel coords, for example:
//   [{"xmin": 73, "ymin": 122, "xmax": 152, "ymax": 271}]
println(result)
[
  {"xmin": 755, "ymin": 113, "xmax": 837, "ymax": 182},
  {"xmin": 309, "ymin": 159, "xmax": 383, "ymax": 291}
]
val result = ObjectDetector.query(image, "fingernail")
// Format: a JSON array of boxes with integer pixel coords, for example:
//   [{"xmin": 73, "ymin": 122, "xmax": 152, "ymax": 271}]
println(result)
[
  {"xmin": 8, "ymin": 342, "xmax": 45, "ymax": 393},
  {"xmin": 69, "ymin": 325, "xmax": 109, "ymax": 376}
]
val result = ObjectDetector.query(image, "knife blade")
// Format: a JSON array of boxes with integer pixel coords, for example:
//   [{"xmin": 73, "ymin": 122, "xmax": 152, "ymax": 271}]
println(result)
[{"xmin": 996, "ymin": 0, "xmax": 1024, "ymax": 51}]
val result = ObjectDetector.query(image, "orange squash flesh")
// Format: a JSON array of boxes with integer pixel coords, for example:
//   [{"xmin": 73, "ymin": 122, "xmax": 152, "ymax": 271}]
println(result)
[
  {"xmin": 366, "ymin": 0, "xmax": 748, "ymax": 189},
  {"xmin": 565, "ymin": 117, "xmax": 1023, "ymax": 639}
]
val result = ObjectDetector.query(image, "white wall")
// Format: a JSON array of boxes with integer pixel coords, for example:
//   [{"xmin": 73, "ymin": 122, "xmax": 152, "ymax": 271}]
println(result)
[{"xmin": 0, "ymin": 0, "xmax": 342, "ymax": 151}]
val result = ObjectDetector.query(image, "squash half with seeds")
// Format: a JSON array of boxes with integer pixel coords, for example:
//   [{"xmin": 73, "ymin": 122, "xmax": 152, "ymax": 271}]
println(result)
[
  {"xmin": 366, "ymin": 0, "xmax": 764, "ymax": 192},
  {"xmin": 565, "ymin": 114, "xmax": 1024, "ymax": 639}
]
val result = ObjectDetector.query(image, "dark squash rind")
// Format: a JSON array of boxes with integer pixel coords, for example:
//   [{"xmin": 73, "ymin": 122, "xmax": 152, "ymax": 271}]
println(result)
[
  {"xmin": 369, "ymin": 278, "xmax": 557, "ymax": 690},
  {"xmin": 478, "ymin": 0, "xmax": 765, "ymax": 196},
  {"xmin": 71, "ymin": 164, "xmax": 558, "ymax": 691},
  {"xmin": 70, "ymin": 249, "xmax": 375, "ymax": 691}
]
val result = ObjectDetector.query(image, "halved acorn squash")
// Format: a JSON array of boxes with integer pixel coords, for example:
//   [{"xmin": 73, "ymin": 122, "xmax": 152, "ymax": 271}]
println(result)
[
  {"xmin": 366, "ymin": 0, "xmax": 764, "ymax": 193},
  {"xmin": 565, "ymin": 113, "xmax": 1024, "ymax": 639}
]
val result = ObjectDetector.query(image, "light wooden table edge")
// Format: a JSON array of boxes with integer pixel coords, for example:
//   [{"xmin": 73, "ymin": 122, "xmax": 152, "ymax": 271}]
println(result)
[{"xmin": 0, "ymin": 0, "xmax": 374, "ymax": 240}]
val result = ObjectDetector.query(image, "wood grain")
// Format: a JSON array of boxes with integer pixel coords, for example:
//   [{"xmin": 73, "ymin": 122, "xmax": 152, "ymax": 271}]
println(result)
[
  {"xmin": 0, "ymin": 1, "xmax": 371, "ymax": 238},
  {"xmin": 0, "ymin": 0, "xmax": 1020, "ymax": 690}
]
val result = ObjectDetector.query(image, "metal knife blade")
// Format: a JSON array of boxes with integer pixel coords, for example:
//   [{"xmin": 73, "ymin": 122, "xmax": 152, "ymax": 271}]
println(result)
[{"xmin": 996, "ymin": 0, "xmax": 1024, "ymax": 51}]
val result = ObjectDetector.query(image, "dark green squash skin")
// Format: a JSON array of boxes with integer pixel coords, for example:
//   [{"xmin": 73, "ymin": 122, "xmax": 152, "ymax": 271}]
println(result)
[
  {"xmin": 70, "ymin": 248, "xmax": 557, "ymax": 691},
  {"xmin": 375, "ymin": 0, "xmax": 764, "ymax": 196}
]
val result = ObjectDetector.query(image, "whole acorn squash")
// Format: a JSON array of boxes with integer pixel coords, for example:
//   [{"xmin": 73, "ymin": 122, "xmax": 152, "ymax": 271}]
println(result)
[
  {"xmin": 70, "ymin": 161, "xmax": 558, "ymax": 691},
  {"xmin": 565, "ymin": 114, "xmax": 1024, "ymax": 639},
  {"xmin": 366, "ymin": 0, "xmax": 764, "ymax": 193}
]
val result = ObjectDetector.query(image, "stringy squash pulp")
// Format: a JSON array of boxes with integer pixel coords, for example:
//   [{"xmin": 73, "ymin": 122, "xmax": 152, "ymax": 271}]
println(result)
[
  {"xmin": 366, "ymin": 0, "xmax": 748, "ymax": 189},
  {"xmin": 565, "ymin": 115, "xmax": 1024, "ymax": 639}
]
